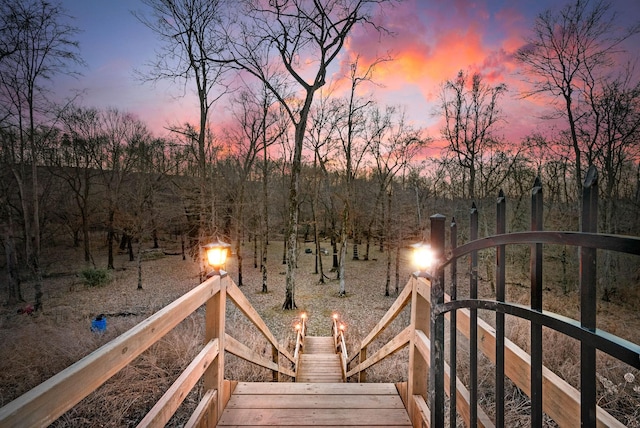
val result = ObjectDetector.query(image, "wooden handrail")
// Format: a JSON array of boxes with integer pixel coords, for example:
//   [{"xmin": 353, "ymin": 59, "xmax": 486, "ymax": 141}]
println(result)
[
  {"xmin": 0, "ymin": 273, "xmax": 295, "ymax": 427},
  {"xmin": 332, "ymin": 314, "xmax": 349, "ymax": 380},
  {"xmin": 293, "ymin": 312, "xmax": 307, "ymax": 375}
]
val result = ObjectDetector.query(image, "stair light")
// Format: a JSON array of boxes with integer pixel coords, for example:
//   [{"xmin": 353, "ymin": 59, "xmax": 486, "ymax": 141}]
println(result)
[
  {"xmin": 411, "ymin": 241, "xmax": 435, "ymax": 276},
  {"xmin": 204, "ymin": 237, "xmax": 231, "ymax": 276}
]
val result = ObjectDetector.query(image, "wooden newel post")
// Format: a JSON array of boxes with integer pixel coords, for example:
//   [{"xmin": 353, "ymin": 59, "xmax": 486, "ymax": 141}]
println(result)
[
  {"xmin": 203, "ymin": 273, "xmax": 227, "ymax": 426},
  {"xmin": 429, "ymin": 214, "xmax": 446, "ymax": 428},
  {"xmin": 408, "ymin": 274, "xmax": 430, "ymax": 423}
]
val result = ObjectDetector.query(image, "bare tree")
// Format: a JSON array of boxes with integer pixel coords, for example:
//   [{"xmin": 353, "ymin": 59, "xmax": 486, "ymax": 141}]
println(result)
[
  {"xmin": 515, "ymin": 0, "xmax": 640, "ymax": 196},
  {"xmin": 439, "ymin": 70, "xmax": 506, "ymax": 200},
  {"xmin": 96, "ymin": 108, "xmax": 149, "ymax": 270},
  {"xmin": 222, "ymin": 0, "xmax": 391, "ymax": 309},
  {"xmin": 305, "ymin": 91, "xmax": 341, "ymax": 284},
  {"xmin": 365, "ymin": 106, "xmax": 424, "ymax": 295},
  {"xmin": 136, "ymin": 0, "xmax": 228, "ymax": 244},
  {"xmin": 55, "ymin": 106, "xmax": 105, "ymax": 265},
  {"xmin": 0, "ymin": 0, "xmax": 82, "ymax": 310},
  {"xmin": 226, "ymin": 86, "xmax": 285, "ymax": 287}
]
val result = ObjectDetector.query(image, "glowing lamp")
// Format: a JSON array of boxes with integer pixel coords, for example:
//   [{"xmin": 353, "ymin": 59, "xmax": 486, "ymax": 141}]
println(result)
[
  {"xmin": 339, "ymin": 323, "xmax": 346, "ymax": 331},
  {"xmin": 295, "ymin": 323, "xmax": 301, "ymax": 331},
  {"xmin": 204, "ymin": 237, "xmax": 231, "ymax": 274},
  {"xmin": 300, "ymin": 312, "xmax": 307, "ymax": 320},
  {"xmin": 332, "ymin": 313, "xmax": 339, "ymax": 320},
  {"xmin": 412, "ymin": 241, "xmax": 435, "ymax": 274}
]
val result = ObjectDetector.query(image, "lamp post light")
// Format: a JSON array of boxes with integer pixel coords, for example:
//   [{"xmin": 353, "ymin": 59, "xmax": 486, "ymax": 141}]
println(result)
[
  {"xmin": 411, "ymin": 241, "xmax": 435, "ymax": 278},
  {"xmin": 203, "ymin": 237, "xmax": 231, "ymax": 278}
]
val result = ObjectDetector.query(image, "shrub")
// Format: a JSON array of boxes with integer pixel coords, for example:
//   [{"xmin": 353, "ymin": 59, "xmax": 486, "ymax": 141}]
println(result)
[{"xmin": 80, "ymin": 267, "xmax": 112, "ymax": 287}]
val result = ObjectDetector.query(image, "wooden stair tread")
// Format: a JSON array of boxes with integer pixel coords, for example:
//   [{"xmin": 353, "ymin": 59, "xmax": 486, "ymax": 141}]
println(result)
[
  {"xmin": 232, "ymin": 382, "xmax": 400, "ymax": 395},
  {"xmin": 303, "ymin": 336, "xmax": 336, "ymax": 354}
]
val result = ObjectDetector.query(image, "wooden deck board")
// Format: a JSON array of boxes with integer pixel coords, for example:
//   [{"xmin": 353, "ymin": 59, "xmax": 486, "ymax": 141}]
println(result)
[
  {"xmin": 232, "ymin": 382, "xmax": 399, "ymax": 395},
  {"xmin": 226, "ymin": 393, "xmax": 406, "ymax": 409}
]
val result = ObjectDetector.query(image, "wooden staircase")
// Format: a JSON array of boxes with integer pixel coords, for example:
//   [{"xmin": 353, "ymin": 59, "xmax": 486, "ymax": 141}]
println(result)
[
  {"xmin": 217, "ymin": 334, "xmax": 411, "ymax": 426},
  {"xmin": 297, "ymin": 336, "xmax": 343, "ymax": 383}
]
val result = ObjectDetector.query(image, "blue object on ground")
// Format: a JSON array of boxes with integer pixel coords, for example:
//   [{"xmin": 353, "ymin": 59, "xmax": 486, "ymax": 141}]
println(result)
[{"xmin": 91, "ymin": 314, "xmax": 106, "ymax": 333}]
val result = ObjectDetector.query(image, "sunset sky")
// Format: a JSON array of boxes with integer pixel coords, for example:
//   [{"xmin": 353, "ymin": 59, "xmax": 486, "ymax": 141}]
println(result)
[{"xmin": 55, "ymin": 0, "xmax": 640, "ymax": 146}]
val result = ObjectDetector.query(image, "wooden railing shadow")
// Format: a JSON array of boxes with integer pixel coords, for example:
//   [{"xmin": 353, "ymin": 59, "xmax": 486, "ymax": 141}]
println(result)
[
  {"xmin": 0, "ymin": 273, "xmax": 295, "ymax": 428},
  {"xmin": 348, "ymin": 166, "xmax": 640, "ymax": 427}
]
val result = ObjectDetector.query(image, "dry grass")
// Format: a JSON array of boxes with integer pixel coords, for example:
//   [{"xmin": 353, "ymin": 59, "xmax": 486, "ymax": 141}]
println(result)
[{"xmin": 1, "ymin": 238, "xmax": 639, "ymax": 426}]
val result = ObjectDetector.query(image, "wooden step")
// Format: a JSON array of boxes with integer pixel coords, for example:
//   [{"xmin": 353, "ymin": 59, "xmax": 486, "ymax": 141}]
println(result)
[
  {"xmin": 303, "ymin": 336, "xmax": 335, "ymax": 354},
  {"xmin": 296, "ymin": 344, "xmax": 344, "ymax": 383},
  {"xmin": 218, "ymin": 382, "xmax": 412, "ymax": 427}
]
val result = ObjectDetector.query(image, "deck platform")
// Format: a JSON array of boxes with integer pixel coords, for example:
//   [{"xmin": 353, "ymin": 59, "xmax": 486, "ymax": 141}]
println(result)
[{"xmin": 217, "ymin": 382, "xmax": 412, "ymax": 427}]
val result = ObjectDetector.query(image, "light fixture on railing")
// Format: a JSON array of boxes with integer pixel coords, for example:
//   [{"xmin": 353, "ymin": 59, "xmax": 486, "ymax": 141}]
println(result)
[
  {"xmin": 411, "ymin": 241, "xmax": 435, "ymax": 278},
  {"xmin": 339, "ymin": 323, "xmax": 346, "ymax": 332},
  {"xmin": 203, "ymin": 237, "xmax": 231, "ymax": 277}
]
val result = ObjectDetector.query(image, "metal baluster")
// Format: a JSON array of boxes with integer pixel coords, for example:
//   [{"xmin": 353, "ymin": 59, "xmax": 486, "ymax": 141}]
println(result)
[
  {"xmin": 496, "ymin": 190, "xmax": 506, "ymax": 428},
  {"xmin": 470, "ymin": 203, "xmax": 479, "ymax": 428},
  {"xmin": 430, "ymin": 214, "xmax": 446, "ymax": 427},
  {"xmin": 450, "ymin": 217, "xmax": 458, "ymax": 428},
  {"xmin": 531, "ymin": 178, "xmax": 543, "ymax": 427},
  {"xmin": 581, "ymin": 166, "xmax": 598, "ymax": 427}
]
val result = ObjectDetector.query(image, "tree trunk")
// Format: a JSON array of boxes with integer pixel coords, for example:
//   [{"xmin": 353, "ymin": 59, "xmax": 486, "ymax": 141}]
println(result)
[
  {"xmin": 339, "ymin": 234, "xmax": 347, "ymax": 296},
  {"xmin": 283, "ymin": 115, "xmax": 308, "ymax": 310},
  {"xmin": 4, "ymin": 224, "xmax": 22, "ymax": 304},
  {"xmin": 331, "ymin": 235, "xmax": 339, "ymax": 270},
  {"xmin": 385, "ymin": 241, "xmax": 391, "ymax": 297},
  {"xmin": 262, "ymin": 141, "xmax": 269, "ymax": 293},
  {"xmin": 395, "ymin": 238, "xmax": 401, "ymax": 295},
  {"xmin": 137, "ymin": 240, "xmax": 143, "ymax": 290},
  {"xmin": 253, "ymin": 232, "xmax": 258, "ymax": 269},
  {"xmin": 107, "ymin": 209, "xmax": 115, "ymax": 270}
]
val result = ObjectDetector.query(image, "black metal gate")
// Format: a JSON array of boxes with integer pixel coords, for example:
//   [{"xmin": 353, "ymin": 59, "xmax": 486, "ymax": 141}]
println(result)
[{"xmin": 427, "ymin": 166, "xmax": 640, "ymax": 427}]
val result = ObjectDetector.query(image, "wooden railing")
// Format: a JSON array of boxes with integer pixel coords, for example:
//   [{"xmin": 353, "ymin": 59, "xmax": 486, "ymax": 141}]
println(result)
[
  {"xmin": 0, "ymin": 273, "xmax": 295, "ymax": 428},
  {"xmin": 332, "ymin": 314, "xmax": 349, "ymax": 381},
  {"xmin": 293, "ymin": 312, "xmax": 307, "ymax": 372},
  {"xmin": 348, "ymin": 166, "xmax": 640, "ymax": 427}
]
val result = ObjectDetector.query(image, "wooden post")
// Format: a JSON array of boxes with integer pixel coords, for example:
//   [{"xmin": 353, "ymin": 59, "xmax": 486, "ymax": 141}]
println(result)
[
  {"xmin": 581, "ymin": 166, "xmax": 598, "ymax": 427},
  {"xmin": 272, "ymin": 345, "xmax": 279, "ymax": 382},
  {"xmin": 408, "ymin": 274, "xmax": 429, "ymax": 427},
  {"xmin": 359, "ymin": 345, "xmax": 367, "ymax": 383},
  {"xmin": 429, "ymin": 214, "xmax": 446, "ymax": 428},
  {"xmin": 203, "ymin": 273, "xmax": 226, "ymax": 426}
]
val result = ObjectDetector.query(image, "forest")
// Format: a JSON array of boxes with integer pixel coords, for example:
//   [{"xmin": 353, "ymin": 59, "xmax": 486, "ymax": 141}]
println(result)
[
  {"xmin": 1, "ymin": 0, "xmax": 640, "ymax": 425},
  {"xmin": 1, "ymin": 0, "xmax": 639, "ymax": 310}
]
